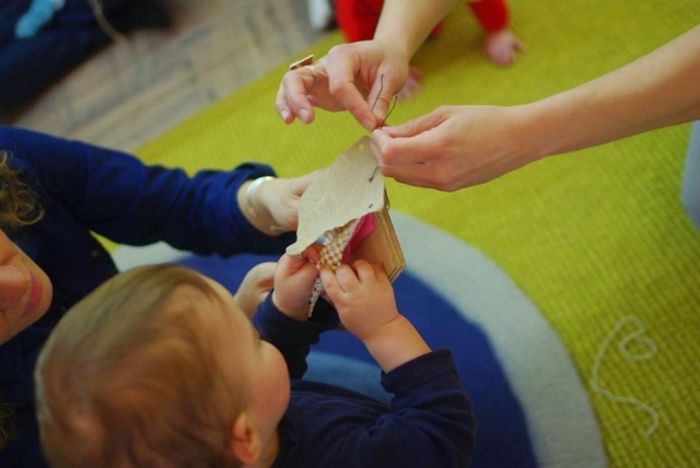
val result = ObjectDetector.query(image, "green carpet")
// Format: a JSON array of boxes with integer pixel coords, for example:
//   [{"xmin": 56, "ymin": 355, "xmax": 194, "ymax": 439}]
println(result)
[{"xmin": 136, "ymin": 1, "xmax": 700, "ymax": 465}]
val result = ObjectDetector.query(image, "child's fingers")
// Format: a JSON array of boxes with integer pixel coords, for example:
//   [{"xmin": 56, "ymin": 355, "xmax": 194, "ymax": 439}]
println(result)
[
  {"xmin": 372, "ymin": 263, "xmax": 390, "ymax": 284},
  {"xmin": 280, "ymin": 252, "xmax": 316, "ymax": 274},
  {"xmin": 335, "ymin": 264, "xmax": 360, "ymax": 292},
  {"xmin": 302, "ymin": 244, "xmax": 321, "ymax": 263},
  {"xmin": 353, "ymin": 260, "xmax": 376, "ymax": 283},
  {"xmin": 277, "ymin": 253, "xmax": 303, "ymax": 274},
  {"xmin": 245, "ymin": 261, "xmax": 277, "ymax": 281},
  {"xmin": 320, "ymin": 267, "xmax": 344, "ymax": 301},
  {"xmin": 297, "ymin": 262, "xmax": 320, "ymax": 284}
]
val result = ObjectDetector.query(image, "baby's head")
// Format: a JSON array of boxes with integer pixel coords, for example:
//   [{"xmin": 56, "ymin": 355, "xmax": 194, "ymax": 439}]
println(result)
[{"xmin": 35, "ymin": 265, "xmax": 289, "ymax": 467}]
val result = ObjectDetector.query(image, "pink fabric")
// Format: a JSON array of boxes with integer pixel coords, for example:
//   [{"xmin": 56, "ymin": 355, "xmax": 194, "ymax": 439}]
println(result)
[{"xmin": 342, "ymin": 213, "xmax": 376, "ymax": 263}]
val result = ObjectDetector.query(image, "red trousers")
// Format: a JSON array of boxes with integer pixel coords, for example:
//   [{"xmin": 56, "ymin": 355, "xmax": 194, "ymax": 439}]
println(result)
[{"xmin": 336, "ymin": 0, "xmax": 510, "ymax": 43}]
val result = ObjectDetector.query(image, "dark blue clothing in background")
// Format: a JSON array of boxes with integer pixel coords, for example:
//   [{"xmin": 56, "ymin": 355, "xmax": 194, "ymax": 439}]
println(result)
[
  {"xmin": 0, "ymin": 0, "xmax": 170, "ymax": 109},
  {"xmin": 253, "ymin": 295, "xmax": 477, "ymax": 468},
  {"xmin": 0, "ymin": 126, "xmax": 291, "ymax": 467}
]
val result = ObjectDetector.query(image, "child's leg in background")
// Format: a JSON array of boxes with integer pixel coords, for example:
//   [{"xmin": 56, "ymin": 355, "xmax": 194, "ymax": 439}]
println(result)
[
  {"xmin": 468, "ymin": 0, "xmax": 509, "ymax": 34},
  {"xmin": 682, "ymin": 121, "xmax": 700, "ymax": 228},
  {"xmin": 335, "ymin": 0, "xmax": 381, "ymax": 42},
  {"xmin": 469, "ymin": 0, "xmax": 524, "ymax": 66},
  {"xmin": 336, "ymin": 0, "xmax": 443, "ymax": 43}
]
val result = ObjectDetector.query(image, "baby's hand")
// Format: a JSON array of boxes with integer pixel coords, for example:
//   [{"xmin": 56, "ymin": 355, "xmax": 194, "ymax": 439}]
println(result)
[
  {"xmin": 320, "ymin": 260, "xmax": 399, "ymax": 342},
  {"xmin": 271, "ymin": 254, "xmax": 318, "ymax": 320},
  {"xmin": 234, "ymin": 262, "xmax": 276, "ymax": 317}
]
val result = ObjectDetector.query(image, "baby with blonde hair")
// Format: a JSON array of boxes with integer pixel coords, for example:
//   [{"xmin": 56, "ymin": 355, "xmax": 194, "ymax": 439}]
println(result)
[{"xmin": 36, "ymin": 254, "xmax": 475, "ymax": 467}]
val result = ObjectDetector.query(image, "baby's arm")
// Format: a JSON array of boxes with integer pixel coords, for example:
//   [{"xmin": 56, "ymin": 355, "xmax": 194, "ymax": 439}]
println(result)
[
  {"xmin": 252, "ymin": 254, "xmax": 337, "ymax": 379},
  {"xmin": 318, "ymin": 262, "xmax": 475, "ymax": 465},
  {"xmin": 319, "ymin": 261, "xmax": 429, "ymax": 371}
]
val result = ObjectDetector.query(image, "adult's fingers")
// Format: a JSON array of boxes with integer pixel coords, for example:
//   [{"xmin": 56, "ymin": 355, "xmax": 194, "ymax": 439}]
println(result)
[
  {"xmin": 380, "ymin": 160, "xmax": 469, "ymax": 192},
  {"xmin": 365, "ymin": 70, "xmax": 403, "ymax": 126},
  {"xmin": 378, "ymin": 163, "xmax": 444, "ymax": 189},
  {"xmin": 276, "ymin": 67, "xmax": 319, "ymax": 124},
  {"xmin": 325, "ymin": 50, "xmax": 376, "ymax": 131},
  {"xmin": 380, "ymin": 108, "xmax": 447, "ymax": 138},
  {"xmin": 372, "ymin": 125, "xmax": 441, "ymax": 166},
  {"xmin": 275, "ymin": 83, "xmax": 296, "ymax": 124},
  {"xmin": 290, "ymin": 169, "xmax": 321, "ymax": 196}
]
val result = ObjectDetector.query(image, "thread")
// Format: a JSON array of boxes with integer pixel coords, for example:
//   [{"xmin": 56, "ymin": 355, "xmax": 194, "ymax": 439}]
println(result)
[
  {"xmin": 371, "ymin": 74, "xmax": 398, "ymax": 127},
  {"xmin": 86, "ymin": 0, "xmax": 126, "ymax": 43},
  {"xmin": 590, "ymin": 315, "xmax": 659, "ymax": 438}
]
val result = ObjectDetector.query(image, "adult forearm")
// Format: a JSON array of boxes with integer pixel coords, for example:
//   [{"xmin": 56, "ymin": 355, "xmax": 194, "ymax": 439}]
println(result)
[
  {"xmin": 375, "ymin": 0, "xmax": 455, "ymax": 59},
  {"xmin": 525, "ymin": 25, "xmax": 700, "ymax": 161}
]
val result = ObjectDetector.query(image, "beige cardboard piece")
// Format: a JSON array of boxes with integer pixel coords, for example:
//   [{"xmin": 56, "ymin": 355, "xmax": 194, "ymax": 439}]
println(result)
[{"xmin": 286, "ymin": 136, "xmax": 405, "ymax": 281}]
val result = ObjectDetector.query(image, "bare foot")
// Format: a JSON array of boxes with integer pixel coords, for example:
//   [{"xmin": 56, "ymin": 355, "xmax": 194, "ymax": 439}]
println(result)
[
  {"xmin": 397, "ymin": 65, "xmax": 423, "ymax": 101},
  {"xmin": 485, "ymin": 29, "xmax": 526, "ymax": 66}
]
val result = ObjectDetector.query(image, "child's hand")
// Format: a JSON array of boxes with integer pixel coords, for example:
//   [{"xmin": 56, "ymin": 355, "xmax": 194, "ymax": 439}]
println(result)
[
  {"xmin": 484, "ymin": 29, "xmax": 526, "ymax": 66},
  {"xmin": 271, "ymin": 254, "xmax": 318, "ymax": 320},
  {"xmin": 320, "ymin": 260, "xmax": 399, "ymax": 342},
  {"xmin": 234, "ymin": 262, "xmax": 276, "ymax": 317}
]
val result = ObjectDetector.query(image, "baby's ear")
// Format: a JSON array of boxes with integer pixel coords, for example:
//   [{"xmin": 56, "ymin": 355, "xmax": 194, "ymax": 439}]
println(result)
[{"xmin": 230, "ymin": 413, "xmax": 261, "ymax": 464}]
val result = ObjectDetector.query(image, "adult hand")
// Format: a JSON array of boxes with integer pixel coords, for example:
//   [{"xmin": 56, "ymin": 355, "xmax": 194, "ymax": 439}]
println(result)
[
  {"xmin": 256, "ymin": 170, "xmax": 320, "ymax": 233},
  {"xmin": 371, "ymin": 104, "xmax": 538, "ymax": 191},
  {"xmin": 319, "ymin": 260, "xmax": 399, "ymax": 342},
  {"xmin": 234, "ymin": 262, "xmax": 276, "ymax": 318},
  {"xmin": 271, "ymin": 254, "xmax": 319, "ymax": 320},
  {"xmin": 276, "ymin": 40, "xmax": 410, "ymax": 131}
]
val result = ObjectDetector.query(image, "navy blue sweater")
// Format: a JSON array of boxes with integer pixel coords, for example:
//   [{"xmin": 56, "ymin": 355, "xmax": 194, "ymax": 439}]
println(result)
[
  {"xmin": 0, "ymin": 126, "xmax": 292, "ymax": 467},
  {"xmin": 253, "ymin": 295, "xmax": 477, "ymax": 468}
]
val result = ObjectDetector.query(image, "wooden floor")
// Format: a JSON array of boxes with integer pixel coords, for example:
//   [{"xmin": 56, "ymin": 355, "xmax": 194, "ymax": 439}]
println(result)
[{"xmin": 3, "ymin": 0, "xmax": 328, "ymax": 151}]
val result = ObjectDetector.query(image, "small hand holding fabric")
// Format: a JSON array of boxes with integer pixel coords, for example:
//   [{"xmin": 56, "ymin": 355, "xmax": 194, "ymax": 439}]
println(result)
[
  {"xmin": 319, "ymin": 260, "xmax": 399, "ymax": 342},
  {"xmin": 484, "ymin": 29, "xmax": 526, "ymax": 66},
  {"xmin": 321, "ymin": 260, "xmax": 430, "ymax": 372},
  {"xmin": 14, "ymin": 0, "xmax": 66, "ymax": 39},
  {"xmin": 234, "ymin": 262, "xmax": 276, "ymax": 318},
  {"xmin": 271, "ymin": 254, "xmax": 319, "ymax": 320},
  {"xmin": 276, "ymin": 40, "xmax": 410, "ymax": 131},
  {"xmin": 371, "ymin": 104, "xmax": 536, "ymax": 191}
]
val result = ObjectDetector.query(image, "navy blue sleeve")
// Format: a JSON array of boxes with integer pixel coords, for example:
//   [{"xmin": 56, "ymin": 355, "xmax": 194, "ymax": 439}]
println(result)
[
  {"xmin": 1, "ymin": 126, "xmax": 292, "ymax": 255},
  {"xmin": 336, "ymin": 351, "xmax": 476, "ymax": 467},
  {"xmin": 252, "ymin": 294, "xmax": 338, "ymax": 379}
]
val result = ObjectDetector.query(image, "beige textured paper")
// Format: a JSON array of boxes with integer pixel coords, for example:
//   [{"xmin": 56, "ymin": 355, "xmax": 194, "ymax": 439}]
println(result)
[{"xmin": 286, "ymin": 136, "xmax": 385, "ymax": 255}]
